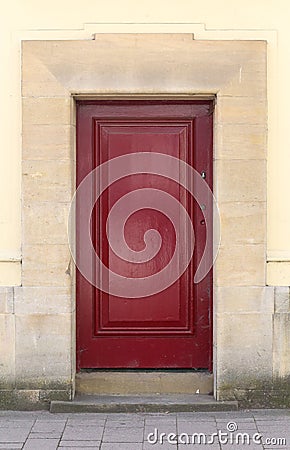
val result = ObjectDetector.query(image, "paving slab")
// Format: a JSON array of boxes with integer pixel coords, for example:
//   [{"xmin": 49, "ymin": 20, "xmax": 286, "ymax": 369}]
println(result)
[{"xmin": 0, "ymin": 409, "xmax": 287, "ymax": 448}]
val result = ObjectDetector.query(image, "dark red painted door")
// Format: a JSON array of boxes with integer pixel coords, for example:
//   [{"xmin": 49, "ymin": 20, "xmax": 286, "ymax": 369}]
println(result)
[{"xmin": 76, "ymin": 100, "xmax": 213, "ymax": 370}]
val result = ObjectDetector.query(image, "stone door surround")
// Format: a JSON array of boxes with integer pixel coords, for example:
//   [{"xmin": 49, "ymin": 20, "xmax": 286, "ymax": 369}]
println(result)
[{"xmin": 18, "ymin": 34, "xmax": 269, "ymax": 405}]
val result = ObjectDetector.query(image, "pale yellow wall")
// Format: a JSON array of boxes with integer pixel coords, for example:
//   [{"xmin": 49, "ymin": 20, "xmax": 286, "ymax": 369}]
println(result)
[{"xmin": 1, "ymin": 0, "xmax": 290, "ymax": 285}]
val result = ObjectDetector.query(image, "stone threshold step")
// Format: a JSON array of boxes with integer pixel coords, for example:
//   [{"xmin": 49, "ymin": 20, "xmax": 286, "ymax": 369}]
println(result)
[
  {"xmin": 76, "ymin": 371, "xmax": 213, "ymax": 395},
  {"xmin": 50, "ymin": 394, "xmax": 238, "ymax": 413}
]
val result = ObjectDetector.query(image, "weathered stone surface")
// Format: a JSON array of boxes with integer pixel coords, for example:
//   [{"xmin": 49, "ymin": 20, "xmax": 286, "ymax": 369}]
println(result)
[
  {"xmin": 22, "ymin": 38, "xmax": 266, "ymax": 96},
  {"xmin": 23, "ymin": 202, "xmax": 70, "ymax": 245},
  {"xmin": 22, "ymin": 98, "xmax": 72, "ymax": 126},
  {"xmin": 22, "ymin": 160, "xmax": 73, "ymax": 203},
  {"xmin": 214, "ymin": 124, "xmax": 267, "ymax": 160},
  {"xmin": 215, "ymin": 160, "xmax": 266, "ymax": 202},
  {"xmin": 0, "ymin": 314, "xmax": 15, "ymax": 389},
  {"xmin": 22, "ymin": 244, "xmax": 71, "ymax": 287},
  {"xmin": 17, "ymin": 35, "xmax": 270, "ymax": 406},
  {"xmin": 219, "ymin": 202, "xmax": 266, "ymax": 245},
  {"xmin": 215, "ymin": 244, "xmax": 265, "ymax": 286},
  {"xmin": 22, "ymin": 46, "xmax": 68, "ymax": 97},
  {"xmin": 215, "ymin": 286, "xmax": 274, "ymax": 314},
  {"xmin": 273, "ymin": 312, "xmax": 290, "ymax": 378},
  {"xmin": 22, "ymin": 124, "xmax": 74, "ymax": 161},
  {"xmin": 0, "ymin": 390, "xmax": 45, "ymax": 411},
  {"xmin": 274, "ymin": 286, "xmax": 290, "ymax": 313},
  {"xmin": 76, "ymin": 372, "xmax": 213, "ymax": 395},
  {"xmin": 216, "ymin": 96, "xmax": 267, "ymax": 125},
  {"xmin": 15, "ymin": 313, "xmax": 72, "ymax": 389},
  {"xmin": 14, "ymin": 286, "xmax": 72, "ymax": 314},
  {"xmin": 0, "ymin": 287, "xmax": 14, "ymax": 314},
  {"xmin": 216, "ymin": 313, "xmax": 273, "ymax": 383}
]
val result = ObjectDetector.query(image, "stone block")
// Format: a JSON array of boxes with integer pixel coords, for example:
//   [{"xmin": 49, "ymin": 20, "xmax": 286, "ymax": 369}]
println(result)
[
  {"xmin": 0, "ymin": 287, "xmax": 14, "ymax": 313},
  {"xmin": 22, "ymin": 97, "xmax": 72, "ymax": 126},
  {"xmin": 219, "ymin": 202, "xmax": 266, "ymax": 246},
  {"xmin": 23, "ymin": 202, "xmax": 70, "ymax": 245},
  {"xmin": 216, "ymin": 313, "xmax": 273, "ymax": 384},
  {"xmin": 0, "ymin": 314, "xmax": 15, "ymax": 389},
  {"xmin": 215, "ymin": 286, "xmax": 274, "ymax": 314},
  {"xmin": 274, "ymin": 286, "xmax": 290, "ymax": 313},
  {"xmin": 22, "ymin": 244, "xmax": 72, "ymax": 288},
  {"xmin": 22, "ymin": 160, "xmax": 73, "ymax": 203},
  {"xmin": 15, "ymin": 313, "xmax": 72, "ymax": 389},
  {"xmin": 14, "ymin": 286, "xmax": 72, "ymax": 314},
  {"xmin": 221, "ymin": 69, "xmax": 267, "ymax": 98},
  {"xmin": 215, "ymin": 244, "xmax": 265, "ymax": 286},
  {"xmin": 22, "ymin": 44, "xmax": 68, "ymax": 97},
  {"xmin": 214, "ymin": 124, "xmax": 267, "ymax": 160},
  {"xmin": 273, "ymin": 312, "xmax": 290, "ymax": 378},
  {"xmin": 215, "ymin": 160, "xmax": 266, "ymax": 202},
  {"xmin": 22, "ymin": 38, "xmax": 266, "ymax": 96},
  {"xmin": 22, "ymin": 124, "xmax": 74, "ymax": 161},
  {"xmin": 216, "ymin": 96, "xmax": 267, "ymax": 125}
]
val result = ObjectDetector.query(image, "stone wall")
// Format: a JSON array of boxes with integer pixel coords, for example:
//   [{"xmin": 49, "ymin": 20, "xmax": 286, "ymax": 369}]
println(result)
[{"xmin": 0, "ymin": 34, "xmax": 288, "ymax": 408}]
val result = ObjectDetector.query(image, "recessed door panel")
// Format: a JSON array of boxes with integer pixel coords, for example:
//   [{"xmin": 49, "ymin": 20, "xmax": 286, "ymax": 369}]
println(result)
[{"xmin": 76, "ymin": 100, "xmax": 213, "ymax": 369}]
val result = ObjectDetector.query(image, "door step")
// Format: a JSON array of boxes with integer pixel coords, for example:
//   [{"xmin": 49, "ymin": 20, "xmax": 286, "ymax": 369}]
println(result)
[
  {"xmin": 50, "ymin": 394, "xmax": 238, "ymax": 413},
  {"xmin": 76, "ymin": 371, "xmax": 213, "ymax": 395}
]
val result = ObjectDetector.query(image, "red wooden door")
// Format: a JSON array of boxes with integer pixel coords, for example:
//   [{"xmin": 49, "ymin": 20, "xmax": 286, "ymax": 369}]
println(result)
[{"xmin": 76, "ymin": 100, "xmax": 213, "ymax": 370}]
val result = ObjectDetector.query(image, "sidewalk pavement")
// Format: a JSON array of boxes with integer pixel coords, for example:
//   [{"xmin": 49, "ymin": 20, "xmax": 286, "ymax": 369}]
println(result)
[{"xmin": 0, "ymin": 409, "xmax": 289, "ymax": 450}]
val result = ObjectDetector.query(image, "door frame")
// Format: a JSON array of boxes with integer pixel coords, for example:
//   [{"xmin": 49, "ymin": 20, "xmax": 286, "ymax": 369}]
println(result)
[{"xmin": 75, "ymin": 98, "xmax": 214, "ymax": 371}]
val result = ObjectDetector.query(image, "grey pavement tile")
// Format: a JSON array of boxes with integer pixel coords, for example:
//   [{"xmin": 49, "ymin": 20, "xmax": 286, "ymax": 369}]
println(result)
[
  {"xmin": 106, "ymin": 416, "xmax": 144, "ymax": 423},
  {"xmin": 0, "ymin": 428, "xmax": 31, "ymax": 442},
  {"xmin": 28, "ymin": 431, "xmax": 64, "ymax": 439},
  {"xmin": 66, "ymin": 414, "xmax": 107, "ymax": 419},
  {"xmin": 216, "ymin": 417, "xmax": 256, "ymax": 424},
  {"xmin": 214, "ymin": 411, "xmax": 254, "ymax": 418},
  {"xmin": 58, "ymin": 447, "xmax": 100, "ymax": 450},
  {"xmin": 251, "ymin": 411, "xmax": 290, "ymax": 419},
  {"xmin": 61, "ymin": 426, "xmax": 103, "ymax": 441},
  {"xmin": 177, "ymin": 416, "xmax": 216, "ymax": 423},
  {"xmin": 23, "ymin": 438, "xmax": 59, "ymax": 450},
  {"xmin": 32, "ymin": 420, "xmax": 66, "ymax": 431},
  {"xmin": 102, "ymin": 426, "xmax": 143, "ymax": 443},
  {"xmin": 105, "ymin": 419, "xmax": 144, "ymax": 428},
  {"xmin": 104, "ymin": 414, "xmax": 143, "ymax": 421},
  {"xmin": 145, "ymin": 424, "xmax": 177, "ymax": 433},
  {"xmin": 101, "ymin": 444, "xmax": 142, "ymax": 450},
  {"xmin": 66, "ymin": 419, "xmax": 105, "ymax": 427},
  {"xmin": 144, "ymin": 414, "xmax": 176, "ymax": 420},
  {"xmin": 142, "ymin": 413, "xmax": 175, "ymax": 418},
  {"xmin": 177, "ymin": 423, "xmax": 218, "ymax": 432},
  {"xmin": 217, "ymin": 424, "xmax": 258, "ymax": 432},
  {"xmin": 263, "ymin": 446, "xmax": 288, "ymax": 450},
  {"xmin": 0, "ymin": 444, "xmax": 23, "ymax": 449},
  {"xmin": 0, "ymin": 413, "xmax": 37, "ymax": 418},
  {"xmin": 145, "ymin": 419, "xmax": 176, "ymax": 427},
  {"xmin": 262, "ymin": 437, "xmax": 288, "ymax": 447},
  {"xmin": 178, "ymin": 447, "xmax": 220, "ymax": 450},
  {"xmin": 221, "ymin": 446, "xmax": 263, "ymax": 450},
  {"xmin": 256, "ymin": 423, "xmax": 290, "ymax": 429},
  {"xmin": 59, "ymin": 442, "xmax": 101, "ymax": 447},
  {"xmin": 0, "ymin": 421, "xmax": 35, "ymax": 429},
  {"xmin": 143, "ymin": 444, "xmax": 178, "ymax": 450}
]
